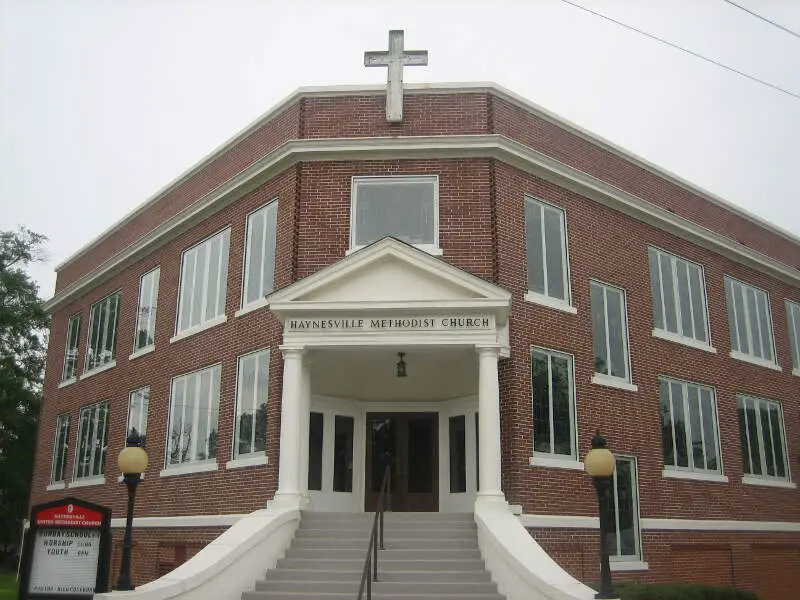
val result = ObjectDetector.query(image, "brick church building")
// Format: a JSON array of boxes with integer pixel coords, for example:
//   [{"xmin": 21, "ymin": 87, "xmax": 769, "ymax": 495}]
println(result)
[{"xmin": 31, "ymin": 31, "xmax": 799, "ymax": 600}]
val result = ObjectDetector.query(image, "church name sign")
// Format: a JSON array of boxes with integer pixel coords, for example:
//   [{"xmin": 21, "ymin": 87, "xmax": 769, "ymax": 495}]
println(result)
[{"xmin": 287, "ymin": 315, "xmax": 494, "ymax": 332}]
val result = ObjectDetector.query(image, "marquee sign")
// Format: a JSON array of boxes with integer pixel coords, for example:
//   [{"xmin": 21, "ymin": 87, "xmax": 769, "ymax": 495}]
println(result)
[
  {"xmin": 19, "ymin": 498, "xmax": 111, "ymax": 600},
  {"xmin": 286, "ymin": 315, "xmax": 495, "ymax": 333}
]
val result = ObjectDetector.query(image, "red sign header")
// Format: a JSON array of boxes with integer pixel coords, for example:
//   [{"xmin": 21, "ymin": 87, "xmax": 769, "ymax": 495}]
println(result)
[{"xmin": 35, "ymin": 504, "xmax": 103, "ymax": 528}]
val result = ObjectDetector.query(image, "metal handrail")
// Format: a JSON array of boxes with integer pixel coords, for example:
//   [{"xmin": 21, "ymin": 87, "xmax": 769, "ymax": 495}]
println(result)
[{"xmin": 357, "ymin": 464, "xmax": 391, "ymax": 600}]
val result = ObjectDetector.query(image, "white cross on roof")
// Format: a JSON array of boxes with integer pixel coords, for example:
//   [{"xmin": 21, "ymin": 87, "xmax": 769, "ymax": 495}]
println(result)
[{"xmin": 364, "ymin": 30, "xmax": 428, "ymax": 123}]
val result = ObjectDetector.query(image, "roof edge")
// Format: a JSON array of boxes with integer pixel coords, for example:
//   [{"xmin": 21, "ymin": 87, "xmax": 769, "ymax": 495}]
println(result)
[{"xmin": 54, "ymin": 81, "xmax": 800, "ymax": 273}]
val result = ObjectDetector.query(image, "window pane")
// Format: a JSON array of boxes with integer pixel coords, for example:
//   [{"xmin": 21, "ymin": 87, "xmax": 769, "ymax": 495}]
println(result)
[
  {"xmin": 532, "ymin": 351, "xmax": 551, "ymax": 453},
  {"xmin": 261, "ymin": 202, "xmax": 278, "ymax": 297},
  {"xmin": 236, "ymin": 355, "xmax": 256, "ymax": 456},
  {"xmin": 648, "ymin": 249, "xmax": 664, "ymax": 331},
  {"xmin": 769, "ymin": 404, "xmax": 786, "ymax": 478},
  {"xmin": 670, "ymin": 382, "xmax": 688, "ymax": 467},
  {"xmin": 733, "ymin": 283, "xmax": 749, "ymax": 354},
  {"xmin": 204, "ymin": 237, "xmax": 220, "ymax": 322},
  {"xmin": 449, "ymin": 416, "xmax": 467, "ymax": 493},
  {"xmin": 543, "ymin": 208, "xmax": 565, "ymax": 301},
  {"xmin": 700, "ymin": 390, "xmax": 717, "ymax": 471},
  {"xmin": 686, "ymin": 385, "xmax": 704, "ymax": 470},
  {"xmin": 756, "ymin": 292, "xmax": 773, "ymax": 361},
  {"xmin": 333, "ymin": 416, "xmax": 354, "ymax": 492},
  {"xmin": 308, "ymin": 412, "xmax": 324, "ymax": 491},
  {"xmin": 759, "ymin": 403, "xmax": 775, "ymax": 476},
  {"xmin": 689, "ymin": 266, "xmax": 707, "ymax": 342},
  {"xmin": 192, "ymin": 243, "xmax": 208, "ymax": 326},
  {"xmin": 737, "ymin": 400, "xmax": 752, "ymax": 475},
  {"xmin": 525, "ymin": 200, "xmax": 545, "ymax": 295},
  {"xmin": 245, "ymin": 209, "xmax": 265, "ymax": 305},
  {"xmin": 725, "ymin": 279, "xmax": 739, "ymax": 352},
  {"xmin": 179, "ymin": 250, "xmax": 196, "ymax": 331},
  {"xmin": 127, "ymin": 388, "xmax": 149, "ymax": 447},
  {"xmin": 591, "ymin": 284, "xmax": 608, "ymax": 375},
  {"xmin": 787, "ymin": 302, "xmax": 800, "ymax": 369},
  {"xmin": 615, "ymin": 459, "xmax": 638, "ymax": 557},
  {"xmin": 63, "ymin": 315, "xmax": 81, "ymax": 380},
  {"xmin": 355, "ymin": 180, "xmax": 435, "ymax": 246},
  {"xmin": 660, "ymin": 255, "xmax": 678, "ymax": 334},
  {"xmin": 551, "ymin": 355, "xmax": 572, "ymax": 456},
  {"xmin": 745, "ymin": 398, "xmax": 762, "ymax": 475},
  {"xmin": 606, "ymin": 289, "xmax": 626, "ymax": 379},
  {"xmin": 408, "ymin": 417, "xmax": 434, "ymax": 493},
  {"xmin": 676, "ymin": 261, "xmax": 693, "ymax": 338},
  {"xmin": 253, "ymin": 354, "xmax": 268, "ymax": 454},
  {"xmin": 659, "ymin": 380, "xmax": 674, "ymax": 467}
]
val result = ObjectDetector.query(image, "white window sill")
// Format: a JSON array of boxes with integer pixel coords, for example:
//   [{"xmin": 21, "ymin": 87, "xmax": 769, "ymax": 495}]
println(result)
[
  {"xmin": 226, "ymin": 454, "xmax": 269, "ymax": 470},
  {"xmin": 591, "ymin": 374, "xmax": 638, "ymax": 392},
  {"xmin": 235, "ymin": 297, "xmax": 270, "ymax": 318},
  {"xmin": 46, "ymin": 482, "xmax": 66, "ymax": 491},
  {"xmin": 793, "ymin": 368, "xmax": 800, "ymax": 377},
  {"xmin": 523, "ymin": 291, "xmax": 577, "ymax": 314},
  {"xmin": 729, "ymin": 351, "xmax": 782, "ymax": 372},
  {"xmin": 529, "ymin": 456, "xmax": 584, "ymax": 471},
  {"xmin": 742, "ymin": 475, "xmax": 796, "ymax": 489},
  {"xmin": 159, "ymin": 461, "xmax": 218, "ymax": 478},
  {"xmin": 346, "ymin": 244, "xmax": 443, "ymax": 257},
  {"xmin": 129, "ymin": 346, "xmax": 155, "ymax": 361},
  {"xmin": 82, "ymin": 361, "xmax": 117, "ymax": 381},
  {"xmin": 663, "ymin": 469, "xmax": 728, "ymax": 484},
  {"xmin": 610, "ymin": 560, "xmax": 649, "ymax": 572},
  {"xmin": 69, "ymin": 476, "xmax": 106, "ymax": 488},
  {"xmin": 170, "ymin": 315, "xmax": 228, "ymax": 344},
  {"xmin": 652, "ymin": 329, "xmax": 716, "ymax": 354},
  {"xmin": 58, "ymin": 378, "xmax": 77, "ymax": 389}
]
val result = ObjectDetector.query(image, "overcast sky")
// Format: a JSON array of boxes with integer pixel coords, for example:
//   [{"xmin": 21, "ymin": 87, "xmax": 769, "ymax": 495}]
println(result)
[{"xmin": 2, "ymin": 0, "xmax": 799, "ymax": 299}]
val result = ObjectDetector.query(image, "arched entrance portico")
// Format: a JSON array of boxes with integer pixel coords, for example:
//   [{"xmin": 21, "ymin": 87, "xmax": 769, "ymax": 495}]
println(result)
[{"xmin": 266, "ymin": 238, "xmax": 511, "ymax": 512}]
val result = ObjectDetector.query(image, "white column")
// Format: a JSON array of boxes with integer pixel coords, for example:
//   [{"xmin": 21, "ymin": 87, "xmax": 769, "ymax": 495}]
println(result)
[
  {"xmin": 298, "ymin": 357, "xmax": 312, "ymax": 504},
  {"xmin": 273, "ymin": 346, "xmax": 305, "ymax": 507},
  {"xmin": 476, "ymin": 345, "xmax": 505, "ymax": 503}
]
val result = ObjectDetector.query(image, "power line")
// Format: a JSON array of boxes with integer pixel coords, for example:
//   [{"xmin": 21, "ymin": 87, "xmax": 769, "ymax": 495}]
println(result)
[
  {"xmin": 721, "ymin": 0, "xmax": 800, "ymax": 40},
  {"xmin": 558, "ymin": 0, "xmax": 800, "ymax": 101}
]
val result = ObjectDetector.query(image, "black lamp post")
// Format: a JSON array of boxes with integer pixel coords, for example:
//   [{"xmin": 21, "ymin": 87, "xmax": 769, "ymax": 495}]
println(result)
[
  {"xmin": 114, "ymin": 433, "xmax": 148, "ymax": 591},
  {"xmin": 584, "ymin": 431, "xmax": 618, "ymax": 600}
]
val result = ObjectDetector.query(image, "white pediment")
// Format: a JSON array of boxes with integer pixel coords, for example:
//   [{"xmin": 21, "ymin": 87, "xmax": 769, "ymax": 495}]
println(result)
[{"xmin": 268, "ymin": 238, "xmax": 510, "ymax": 307}]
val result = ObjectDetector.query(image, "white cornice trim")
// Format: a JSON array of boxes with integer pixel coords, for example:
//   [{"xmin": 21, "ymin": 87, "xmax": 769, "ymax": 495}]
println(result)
[
  {"xmin": 54, "ymin": 82, "xmax": 800, "ymax": 275},
  {"xmin": 44, "ymin": 134, "xmax": 800, "ymax": 313}
]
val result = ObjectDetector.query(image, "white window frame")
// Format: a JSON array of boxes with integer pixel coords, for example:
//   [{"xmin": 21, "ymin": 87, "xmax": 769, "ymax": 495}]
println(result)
[
  {"xmin": 524, "ymin": 196, "xmax": 574, "ymax": 313},
  {"xmin": 648, "ymin": 247, "xmax": 712, "ymax": 349},
  {"xmin": 132, "ymin": 267, "xmax": 160, "ymax": 356},
  {"xmin": 174, "ymin": 228, "xmax": 231, "ymax": 339},
  {"xmin": 127, "ymin": 387, "xmax": 150, "ymax": 446},
  {"xmin": 50, "ymin": 413, "xmax": 71, "ymax": 484},
  {"xmin": 349, "ymin": 175, "xmax": 440, "ymax": 254},
  {"xmin": 230, "ymin": 348, "xmax": 270, "ymax": 465},
  {"xmin": 610, "ymin": 456, "xmax": 643, "ymax": 563},
  {"xmin": 163, "ymin": 364, "xmax": 221, "ymax": 474},
  {"xmin": 786, "ymin": 300, "xmax": 800, "ymax": 376},
  {"xmin": 61, "ymin": 313, "xmax": 81, "ymax": 383},
  {"xmin": 84, "ymin": 292, "xmax": 121, "ymax": 375},
  {"xmin": 240, "ymin": 200, "xmax": 279, "ymax": 311},
  {"xmin": 590, "ymin": 281, "xmax": 635, "ymax": 390},
  {"xmin": 737, "ymin": 394, "xmax": 791, "ymax": 484},
  {"xmin": 73, "ymin": 400, "xmax": 109, "ymax": 481},
  {"xmin": 530, "ymin": 346, "xmax": 577, "ymax": 462},
  {"xmin": 658, "ymin": 377, "xmax": 723, "ymax": 477},
  {"xmin": 724, "ymin": 276, "xmax": 779, "ymax": 369}
]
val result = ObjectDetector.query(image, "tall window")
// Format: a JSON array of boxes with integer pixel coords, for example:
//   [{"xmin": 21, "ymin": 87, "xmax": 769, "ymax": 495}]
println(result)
[
  {"xmin": 737, "ymin": 395, "xmax": 789, "ymax": 482},
  {"xmin": 786, "ymin": 300, "xmax": 800, "ymax": 373},
  {"xmin": 659, "ymin": 378, "xmax": 721, "ymax": 474},
  {"xmin": 176, "ymin": 229, "xmax": 230, "ymax": 334},
  {"xmin": 242, "ymin": 201, "xmax": 278, "ymax": 307},
  {"xmin": 525, "ymin": 197, "xmax": 569, "ymax": 304},
  {"xmin": 351, "ymin": 176, "xmax": 437, "ymax": 249},
  {"xmin": 127, "ymin": 387, "xmax": 150, "ymax": 447},
  {"xmin": 167, "ymin": 365, "xmax": 221, "ymax": 467},
  {"xmin": 648, "ymin": 248, "xmax": 710, "ymax": 344},
  {"xmin": 591, "ymin": 281, "xmax": 632, "ymax": 383},
  {"xmin": 134, "ymin": 268, "xmax": 160, "ymax": 352},
  {"xmin": 234, "ymin": 349, "xmax": 269, "ymax": 458},
  {"xmin": 85, "ymin": 293, "xmax": 120, "ymax": 373},
  {"xmin": 609, "ymin": 457, "xmax": 641, "ymax": 561},
  {"xmin": 50, "ymin": 413, "xmax": 70, "ymax": 484},
  {"xmin": 74, "ymin": 401, "xmax": 109, "ymax": 480},
  {"xmin": 725, "ymin": 277, "xmax": 776, "ymax": 364},
  {"xmin": 61, "ymin": 314, "xmax": 81, "ymax": 381},
  {"xmin": 531, "ymin": 347, "xmax": 576, "ymax": 459}
]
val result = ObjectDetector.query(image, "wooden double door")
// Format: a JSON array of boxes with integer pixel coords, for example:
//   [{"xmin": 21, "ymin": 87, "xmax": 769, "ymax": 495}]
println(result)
[{"xmin": 364, "ymin": 412, "xmax": 438, "ymax": 512}]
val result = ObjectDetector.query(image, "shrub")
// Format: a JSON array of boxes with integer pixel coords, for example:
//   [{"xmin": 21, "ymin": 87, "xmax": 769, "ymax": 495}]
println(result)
[{"xmin": 606, "ymin": 581, "xmax": 759, "ymax": 600}]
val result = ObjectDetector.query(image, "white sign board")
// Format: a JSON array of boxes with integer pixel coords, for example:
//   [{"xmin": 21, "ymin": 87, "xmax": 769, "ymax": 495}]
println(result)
[{"xmin": 29, "ymin": 528, "xmax": 101, "ymax": 595}]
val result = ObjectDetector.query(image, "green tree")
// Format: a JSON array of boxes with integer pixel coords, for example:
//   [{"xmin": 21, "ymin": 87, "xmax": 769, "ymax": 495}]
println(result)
[{"xmin": 0, "ymin": 227, "xmax": 49, "ymax": 557}]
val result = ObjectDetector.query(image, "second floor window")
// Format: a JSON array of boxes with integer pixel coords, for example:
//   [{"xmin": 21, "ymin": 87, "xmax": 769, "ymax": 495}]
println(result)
[
  {"xmin": 351, "ymin": 176, "xmax": 437, "ymax": 250},
  {"xmin": 591, "ymin": 281, "xmax": 632, "ymax": 383},
  {"xmin": 85, "ymin": 293, "xmax": 121, "ymax": 373},
  {"xmin": 531, "ymin": 347, "xmax": 576, "ymax": 459},
  {"xmin": 786, "ymin": 300, "xmax": 800, "ymax": 373},
  {"xmin": 725, "ymin": 277, "xmax": 776, "ymax": 364},
  {"xmin": 62, "ymin": 314, "xmax": 81, "ymax": 381},
  {"xmin": 648, "ymin": 247, "xmax": 710, "ymax": 344},
  {"xmin": 525, "ymin": 197, "xmax": 569, "ymax": 304},
  {"xmin": 242, "ymin": 201, "xmax": 278, "ymax": 307},
  {"xmin": 50, "ymin": 413, "xmax": 70, "ymax": 484},
  {"xmin": 74, "ymin": 400, "xmax": 109, "ymax": 480},
  {"xmin": 177, "ymin": 229, "xmax": 231, "ymax": 334},
  {"xmin": 134, "ymin": 268, "xmax": 160, "ymax": 352},
  {"xmin": 737, "ymin": 395, "xmax": 789, "ymax": 482}
]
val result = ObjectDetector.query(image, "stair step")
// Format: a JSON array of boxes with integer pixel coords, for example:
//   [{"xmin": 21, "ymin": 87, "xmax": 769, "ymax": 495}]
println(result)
[
  {"xmin": 275, "ymin": 558, "xmax": 488, "ymax": 572},
  {"xmin": 285, "ymin": 547, "xmax": 481, "ymax": 560},
  {"xmin": 244, "ymin": 594, "xmax": 503, "ymax": 600},
  {"xmin": 290, "ymin": 537, "xmax": 476, "ymax": 550},
  {"xmin": 255, "ymin": 580, "xmax": 499, "ymax": 594},
  {"xmin": 263, "ymin": 569, "xmax": 491, "ymax": 583},
  {"xmin": 295, "ymin": 527, "xmax": 477, "ymax": 540}
]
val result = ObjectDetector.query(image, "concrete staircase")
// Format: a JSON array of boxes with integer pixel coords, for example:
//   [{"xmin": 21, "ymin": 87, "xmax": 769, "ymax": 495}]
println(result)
[{"xmin": 242, "ymin": 511, "xmax": 505, "ymax": 599}]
